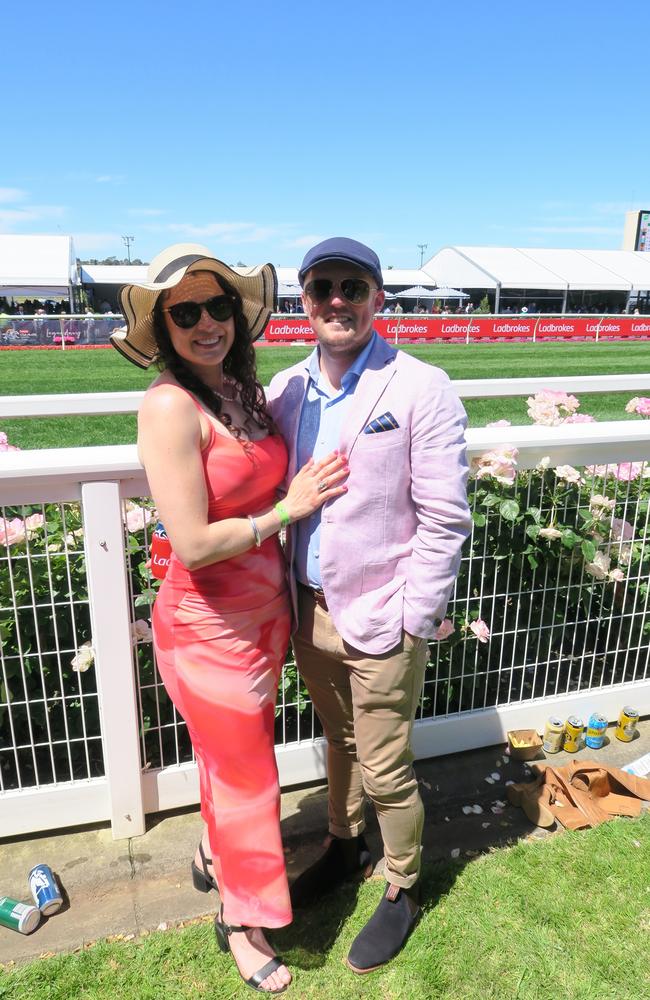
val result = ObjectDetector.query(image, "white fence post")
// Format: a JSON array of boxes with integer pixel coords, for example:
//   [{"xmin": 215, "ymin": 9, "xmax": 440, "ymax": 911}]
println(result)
[{"xmin": 82, "ymin": 480, "xmax": 146, "ymax": 839}]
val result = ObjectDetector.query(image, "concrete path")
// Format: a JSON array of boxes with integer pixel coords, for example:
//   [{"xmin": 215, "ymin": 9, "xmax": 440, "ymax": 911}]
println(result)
[{"xmin": 1, "ymin": 720, "xmax": 648, "ymax": 966}]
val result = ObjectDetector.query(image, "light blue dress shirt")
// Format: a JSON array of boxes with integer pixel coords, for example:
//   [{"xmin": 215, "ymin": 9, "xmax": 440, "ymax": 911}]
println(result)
[{"xmin": 294, "ymin": 332, "xmax": 378, "ymax": 588}]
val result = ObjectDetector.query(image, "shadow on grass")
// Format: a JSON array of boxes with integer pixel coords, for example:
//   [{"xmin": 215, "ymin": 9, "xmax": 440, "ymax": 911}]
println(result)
[
  {"xmin": 271, "ymin": 855, "xmax": 466, "ymax": 977},
  {"xmin": 273, "ymin": 880, "xmax": 367, "ymax": 971}
]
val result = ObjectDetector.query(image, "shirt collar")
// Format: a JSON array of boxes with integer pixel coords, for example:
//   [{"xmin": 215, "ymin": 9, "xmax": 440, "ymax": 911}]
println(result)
[{"xmin": 304, "ymin": 330, "xmax": 378, "ymax": 389}]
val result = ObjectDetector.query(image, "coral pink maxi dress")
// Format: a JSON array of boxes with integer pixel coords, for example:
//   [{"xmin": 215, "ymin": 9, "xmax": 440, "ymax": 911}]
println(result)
[{"xmin": 152, "ymin": 408, "xmax": 292, "ymax": 928}]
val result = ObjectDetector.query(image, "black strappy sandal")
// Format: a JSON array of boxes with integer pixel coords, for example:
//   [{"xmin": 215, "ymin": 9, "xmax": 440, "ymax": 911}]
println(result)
[
  {"xmin": 214, "ymin": 907, "xmax": 288, "ymax": 994},
  {"xmin": 190, "ymin": 842, "xmax": 218, "ymax": 893}
]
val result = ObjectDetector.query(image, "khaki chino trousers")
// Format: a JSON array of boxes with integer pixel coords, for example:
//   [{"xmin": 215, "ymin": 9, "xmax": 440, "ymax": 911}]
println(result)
[{"xmin": 293, "ymin": 585, "xmax": 428, "ymax": 889}]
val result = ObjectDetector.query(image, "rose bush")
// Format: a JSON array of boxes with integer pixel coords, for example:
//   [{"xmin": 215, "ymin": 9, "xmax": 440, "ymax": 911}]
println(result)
[
  {"xmin": 0, "ymin": 436, "xmax": 163, "ymax": 787},
  {"xmin": 421, "ymin": 392, "xmax": 649, "ymax": 716}
]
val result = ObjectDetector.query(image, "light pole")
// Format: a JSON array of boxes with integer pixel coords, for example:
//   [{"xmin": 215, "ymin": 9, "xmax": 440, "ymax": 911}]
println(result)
[
  {"xmin": 122, "ymin": 236, "xmax": 135, "ymax": 263},
  {"xmin": 417, "ymin": 243, "xmax": 428, "ymax": 268}
]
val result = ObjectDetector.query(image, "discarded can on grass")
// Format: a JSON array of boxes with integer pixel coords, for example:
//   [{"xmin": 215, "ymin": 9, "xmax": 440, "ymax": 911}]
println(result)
[
  {"xmin": 543, "ymin": 716, "xmax": 565, "ymax": 753},
  {"xmin": 615, "ymin": 706, "xmax": 639, "ymax": 743},
  {"xmin": 585, "ymin": 712, "xmax": 608, "ymax": 749},
  {"xmin": 563, "ymin": 716, "xmax": 584, "ymax": 753},
  {"xmin": 29, "ymin": 864, "xmax": 62, "ymax": 916},
  {"xmin": 0, "ymin": 896, "xmax": 41, "ymax": 934},
  {"xmin": 150, "ymin": 522, "xmax": 172, "ymax": 580}
]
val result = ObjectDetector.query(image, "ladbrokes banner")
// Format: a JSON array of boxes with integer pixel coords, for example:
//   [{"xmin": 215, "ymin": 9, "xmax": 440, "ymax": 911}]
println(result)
[{"xmin": 264, "ymin": 315, "xmax": 650, "ymax": 343}]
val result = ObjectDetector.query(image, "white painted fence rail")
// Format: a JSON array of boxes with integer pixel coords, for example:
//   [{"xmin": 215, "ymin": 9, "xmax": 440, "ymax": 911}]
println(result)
[
  {"xmin": 3, "ymin": 373, "xmax": 650, "ymax": 418},
  {"xmin": 1, "ymin": 421, "xmax": 650, "ymax": 841}
]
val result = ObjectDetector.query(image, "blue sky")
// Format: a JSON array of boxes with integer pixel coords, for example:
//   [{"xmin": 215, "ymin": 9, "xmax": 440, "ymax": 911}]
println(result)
[{"xmin": 3, "ymin": 0, "xmax": 649, "ymax": 268}]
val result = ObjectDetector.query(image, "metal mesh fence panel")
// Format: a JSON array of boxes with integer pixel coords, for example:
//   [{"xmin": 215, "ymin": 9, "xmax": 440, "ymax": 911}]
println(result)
[
  {"xmin": 419, "ymin": 460, "xmax": 650, "ymax": 720},
  {"xmin": 0, "ymin": 502, "xmax": 102, "ymax": 791}
]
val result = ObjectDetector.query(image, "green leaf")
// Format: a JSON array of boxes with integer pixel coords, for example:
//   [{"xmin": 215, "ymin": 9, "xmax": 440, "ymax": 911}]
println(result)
[
  {"xmin": 561, "ymin": 529, "xmax": 580, "ymax": 549},
  {"xmin": 472, "ymin": 512, "xmax": 487, "ymax": 527},
  {"xmin": 581, "ymin": 540, "xmax": 597, "ymax": 562},
  {"xmin": 482, "ymin": 493, "xmax": 501, "ymax": 508},
  {"xmin": 526, "ymin": 524, "xmax": 541, "ymax": 541},
  {"xmin": 527, "ymin": 552, "xmax": 539, "ymax": 570},
  {"xmin": 499, "ymin": 499, "xmax": 520, "ymax": 521},
  {"xmin": 526, "ymin": 506, "xmax": 541, "ymax": 523}
]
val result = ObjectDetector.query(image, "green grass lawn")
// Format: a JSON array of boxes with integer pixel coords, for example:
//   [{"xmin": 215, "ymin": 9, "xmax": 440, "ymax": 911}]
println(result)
[
  {"xmin": 2, "ymin": 815, "xmax": 648, "ymax": 999},
  {"xmin": 1, "ymin": 341, "xmax": 648, "ymax": 449}
]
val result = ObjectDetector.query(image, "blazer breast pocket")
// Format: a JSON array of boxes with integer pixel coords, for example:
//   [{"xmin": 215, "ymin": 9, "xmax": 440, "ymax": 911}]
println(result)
[{"xmin": 356, "ymin": 425, "xmax": 408, "ymax": 450}]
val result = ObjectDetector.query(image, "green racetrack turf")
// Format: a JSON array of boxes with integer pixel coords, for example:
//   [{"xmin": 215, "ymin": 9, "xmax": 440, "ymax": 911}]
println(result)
[{"xmin": 1, "ymin": 340, "xmax": 648, "ymax": 448}]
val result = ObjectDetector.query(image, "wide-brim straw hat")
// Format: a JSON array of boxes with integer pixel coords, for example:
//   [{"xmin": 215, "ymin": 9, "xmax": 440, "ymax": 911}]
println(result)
[{"xmin": 111, "ymin": 243, "xmax": 277, "ymax": 369}]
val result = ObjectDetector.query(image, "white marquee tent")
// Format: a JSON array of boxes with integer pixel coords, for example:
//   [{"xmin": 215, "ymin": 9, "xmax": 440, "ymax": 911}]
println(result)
[
  {"xmin": 0, "ymin": 235, "xmax": 79, "ymax": 299},
  {"xmin": 81, "ymin": 264, "xmax": 148, "ymax": 286},
  {"xmin": 422, "ymin": 246, "xmax": 650, "ymax": 311}
]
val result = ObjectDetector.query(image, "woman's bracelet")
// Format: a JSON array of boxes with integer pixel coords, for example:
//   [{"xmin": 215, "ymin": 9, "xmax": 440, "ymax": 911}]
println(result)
[
  {"xmin": 274, "ymin": 502, "xmax": 291, "ymax": 528},
  {"xmin": 248, "ymin": 515, "xmax": 262, "ymax": 548}
]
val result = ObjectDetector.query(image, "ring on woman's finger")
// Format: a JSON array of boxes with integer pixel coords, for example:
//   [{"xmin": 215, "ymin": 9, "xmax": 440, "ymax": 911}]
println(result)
[{"xmin": 317, "ymin": 479, "xmax": 328, "ymax": 493}]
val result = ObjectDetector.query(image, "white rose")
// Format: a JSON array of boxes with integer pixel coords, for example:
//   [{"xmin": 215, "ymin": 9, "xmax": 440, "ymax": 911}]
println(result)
[{"xmin": 71, "ymin": 641, "xmax": 95, "ymax": 672}]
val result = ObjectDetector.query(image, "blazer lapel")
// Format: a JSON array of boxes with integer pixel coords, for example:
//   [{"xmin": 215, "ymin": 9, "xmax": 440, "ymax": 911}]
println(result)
[{"xmin": 339, "ymin": 338, "xmax": 397, "ymax": 456}]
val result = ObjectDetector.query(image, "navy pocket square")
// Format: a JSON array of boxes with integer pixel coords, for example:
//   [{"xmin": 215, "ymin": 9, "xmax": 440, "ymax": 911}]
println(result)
[{"xmin": 364, "ymin": 412, "xmax": 400, "ymax": 434}]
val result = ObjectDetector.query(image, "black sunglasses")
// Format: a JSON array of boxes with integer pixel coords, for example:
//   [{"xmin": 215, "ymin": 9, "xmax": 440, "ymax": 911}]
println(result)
[
  {"xmin": 163, "ymin": 294, "xmax": 235, "ymax": 329},
  {"xmin": 304, "ymin": 277, "xmax": 377, "ymax": 305}
]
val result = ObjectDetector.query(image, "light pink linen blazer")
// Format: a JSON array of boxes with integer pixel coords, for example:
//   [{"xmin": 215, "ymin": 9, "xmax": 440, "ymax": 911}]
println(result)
[{"xmin": 267, "ymin": 335, "xmax": 471, "ymax": 655}]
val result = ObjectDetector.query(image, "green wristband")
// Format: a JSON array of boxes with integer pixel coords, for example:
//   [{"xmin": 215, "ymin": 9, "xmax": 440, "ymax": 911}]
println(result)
[{"xmin": 274, "ymin": 501, "xmax": 291, "ymax": 528}]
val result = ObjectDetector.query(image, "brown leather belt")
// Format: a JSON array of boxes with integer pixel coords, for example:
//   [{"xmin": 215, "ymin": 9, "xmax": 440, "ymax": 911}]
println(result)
[{"xmin": 298, "ymin": 581, "xmax": 329, "ymax": 611}]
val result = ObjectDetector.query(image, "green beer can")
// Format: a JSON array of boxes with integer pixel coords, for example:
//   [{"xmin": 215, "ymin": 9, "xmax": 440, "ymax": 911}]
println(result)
[{"xmin": 0, "ymin": 895, "xmax": 41, "ymax": 934}]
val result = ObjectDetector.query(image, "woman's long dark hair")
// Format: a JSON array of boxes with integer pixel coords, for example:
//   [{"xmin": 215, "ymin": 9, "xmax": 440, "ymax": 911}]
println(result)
[{"xmin": 152, "ymin": 272, "xmax": 273, "ymax": 439}]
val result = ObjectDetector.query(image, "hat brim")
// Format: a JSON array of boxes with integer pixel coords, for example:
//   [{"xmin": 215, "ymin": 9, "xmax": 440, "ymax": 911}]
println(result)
[{"xmin": 111, "ymin": 257, "xmax": 277, "ymax": 369}]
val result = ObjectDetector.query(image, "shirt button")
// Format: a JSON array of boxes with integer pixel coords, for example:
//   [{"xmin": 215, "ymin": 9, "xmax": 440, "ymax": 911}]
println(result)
[{"xmin": 315, "ymin": 552, "xmax": 320, "ymax": 559}]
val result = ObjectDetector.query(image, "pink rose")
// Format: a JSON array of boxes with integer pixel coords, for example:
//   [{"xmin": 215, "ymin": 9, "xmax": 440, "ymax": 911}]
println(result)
[
  {"xmin": 527, "ymin": 397, "xmax": 562, "ymax": 426},
  {"xmin": 469, "ymin": 619, "xmax": 490, "ymax": 643},
  {"xmin": 613, "ymin": 462, "xmax": 642, "ymax": 482},
  {"xmin": 555, "ymin": 464, "xmax": 583, "ymax": 485},
  {"xmin": 563, "ymin": 413, "xmax": 596, "ymax": 424},
  {"xmin": 527, "ymin": 390, "xmax": 580, "ymax": 426},
  {"xmin": 24, "ymin": 513, "xmax": 45, "ymax": 536},
  {"xmin": 0, "ymin": 430, "xmax": 20, "ymax": 452},
  {"xmin": 0, "ymin": 518, "xmax": 26, "ymax": 547},
  {"xmin": 586, "ymin": 463, "xmax": 642, "ymax": 482},
  {"xmin": 435, "ymin": 618, "xmax": 455, "ymax": 640},
  {"xmin": 131, "ymin": 619, "xmax": 153, "ymax": 643},
  {"xmin": 610, "ymin": 518, "xmax": 634, "ymax": 542},
  {"xmin": 585, "ymin": 464, "xmax": 609, "ymax": 478},
  {"xmin": 472, "ymin": 447, "xmax": 518, "ymax": 484},
  {"xmin": 124, "ymin": 503, "xmax": 154, "ymax": 533},
  {"xmin": 625, "ymin": 396, "xmax": 650, "ymax": 417},
  {"xmin": 585, "ymin": 551, "xmax": 610, "ymax": 580},
  {"xmin": 589, "ymin": 494, "xmax": 615, "ymax": 516}
]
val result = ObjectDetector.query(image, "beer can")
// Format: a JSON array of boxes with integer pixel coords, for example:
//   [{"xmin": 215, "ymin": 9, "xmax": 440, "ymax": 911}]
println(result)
[
  {"xmin": 563, "ymin": 716, "xmax": 584, "ymax": 753},
  {"xmin": 585, "ymin": 712, "xmax": 608, "ymax": 749},
  {"xmin": 0, "ymin": 896, "xmax": 41, "ymax": 934},
  {"xmin": 150, "ymin": 522, "xmax": 172, "ymax": 580},
  {"xmin": 543, "ymin": 716, "xmax": 565, "ymax": 753},
  {"xmin": 29, "ymin": 864, "xmax": 62, "ymax": 916},
  {"xmin": 615, "ymin": 706, "xmax": 639, "ymax": 743}
]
